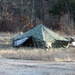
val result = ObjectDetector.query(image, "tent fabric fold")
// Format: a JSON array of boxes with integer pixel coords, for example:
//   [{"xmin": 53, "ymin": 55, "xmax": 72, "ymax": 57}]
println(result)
[{"xmin": 13, "ymin": 24, "xmax": 69, "ymax": 48}]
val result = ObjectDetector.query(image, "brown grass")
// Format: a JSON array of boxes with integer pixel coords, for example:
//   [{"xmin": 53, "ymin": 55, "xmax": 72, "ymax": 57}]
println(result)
[
  {"xmin": 0, "ymin": 32, "xmax": 75, "ymax": 62},
  {"xmin": 0, "ymin": 47, "xmax": 75, "ymax": 61}
]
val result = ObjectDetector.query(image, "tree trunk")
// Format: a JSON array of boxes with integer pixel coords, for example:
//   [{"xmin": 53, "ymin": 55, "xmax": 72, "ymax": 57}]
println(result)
[{"xmin": 31, "ymin": 0, "xmax": 36, "ymax": 27}]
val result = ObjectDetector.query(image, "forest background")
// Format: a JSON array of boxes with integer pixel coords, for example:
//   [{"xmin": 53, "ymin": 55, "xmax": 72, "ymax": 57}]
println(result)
[{"xmin": 0, "ymin": 0, "xmax": 75, "ymax": 35}]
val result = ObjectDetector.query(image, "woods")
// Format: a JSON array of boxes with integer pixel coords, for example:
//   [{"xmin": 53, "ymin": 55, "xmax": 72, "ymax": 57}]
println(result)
[{"xmin": 0, "ymin": 0, "xmax": 75, "ymax": 34}]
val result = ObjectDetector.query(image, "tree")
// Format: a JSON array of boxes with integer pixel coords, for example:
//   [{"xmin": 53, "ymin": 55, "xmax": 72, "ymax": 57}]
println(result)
[
  {"xmin": 48, "ymin": 0, "xmax": 75, "ymax": 34},
  {"xmin": 30, "ymin": 0, "xmax": 36, "ymax": 27}
]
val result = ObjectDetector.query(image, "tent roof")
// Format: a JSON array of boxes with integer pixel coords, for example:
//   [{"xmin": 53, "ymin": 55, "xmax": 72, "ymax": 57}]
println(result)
[{"xmin": 14, "ymin": 24, "xmax": 68, "ymax": 41}]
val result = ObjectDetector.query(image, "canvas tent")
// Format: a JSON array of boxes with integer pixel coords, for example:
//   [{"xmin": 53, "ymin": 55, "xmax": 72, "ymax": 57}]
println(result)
[{"xmin": 13, "ymin": 24, "xmax": 69, "ymax": 48}]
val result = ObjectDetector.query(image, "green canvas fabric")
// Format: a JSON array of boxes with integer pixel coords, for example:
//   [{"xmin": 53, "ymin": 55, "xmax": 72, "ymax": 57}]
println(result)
[
  {"xmin": 13, "ymin": 24, "xmax": 69, "ymax": 48},
  {"xmin": 14, "ymin": 24, "xmax": 43, "ymax": 41},
  {"xmin": 14, "ymin": 24, "xmax": 68, "ymax": 42},
  {"xmin": 42, "ymin": 25, "xmax": 68, "ymax": 41}
]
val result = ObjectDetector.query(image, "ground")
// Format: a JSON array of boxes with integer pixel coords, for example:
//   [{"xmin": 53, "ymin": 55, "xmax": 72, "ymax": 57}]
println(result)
[
  {"xmin": 0, "ymin": 33, "xmax": 75, "ymax": 75},
  {"xmin": 0, "ymin": 33, "xmax": 75, "ymax": 61},
  {"xmin": 0, "ymin": 58, "xmax": 75, "ymax": 75}
]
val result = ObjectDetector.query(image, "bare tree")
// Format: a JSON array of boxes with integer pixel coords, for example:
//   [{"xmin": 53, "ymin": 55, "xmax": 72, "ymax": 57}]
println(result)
[{"xmin": 30, "ymin": 0, "xmax": 36, "ymax": 27}]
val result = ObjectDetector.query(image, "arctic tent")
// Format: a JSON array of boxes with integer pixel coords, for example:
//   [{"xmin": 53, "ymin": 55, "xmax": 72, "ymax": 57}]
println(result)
[{"xmin": 13, "ymin": 24, "xmax": 69, "ymax": 48}]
